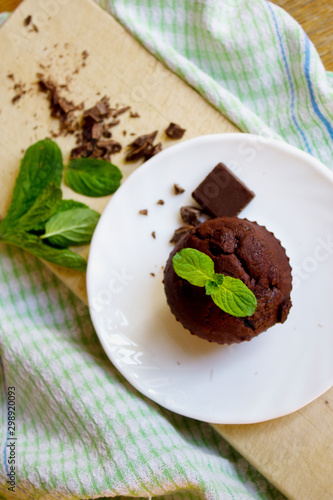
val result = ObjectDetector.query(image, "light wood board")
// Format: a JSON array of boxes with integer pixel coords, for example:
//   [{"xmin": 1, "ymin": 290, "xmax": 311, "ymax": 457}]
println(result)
[{"xmin": 0, "ymin": 1, "xmax": 332, "ymax": 499}]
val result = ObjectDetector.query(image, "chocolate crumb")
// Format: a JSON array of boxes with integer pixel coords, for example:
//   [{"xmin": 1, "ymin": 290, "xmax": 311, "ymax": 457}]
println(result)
[
  {"xmin": 139, "ymin": 209, "xmax": 148, "ymax": 215},
  {"xmin": 103, "ymin": 129, "xmax": 112, "ymax": 139},
  {"xmin": 130, "ymin": 111, "xmax": 140, "ymax": 118},
  {"xmin": 157, "ymin": 199, "xmax": 165, "ymax": 205},
  {"xmin": 23, "ymin": 15, "xmax": 32, "ymax": 26},
  {"xmin": 82, "ymin": 50, "xmax": 89, "ymax": 60},
  {"xmin": 7, "ymin": 73, "xmax": 14, "ymax": 80},
  {"xmin": 32, "ymin": 24, "xmax": 39, "ymax": 32},
  {"xmin": 170, "ymin": 225, "xmax": 193, "ymax": 243},
  {"xmin": 150, "ymin": 273, "xmax": 155, "ymax": 277},
  {"xmin": 174, "ymin": 183, "xmax": 185, "ymax": 195},
  {"xmin": 122, "ymin": 130, "xmax": 127, "ymax": 136},
  {"xmin": 152, "ymin": 231, "xmax": 156, "ymax": 239},
  {"xmin": 166, "ymin": 122, "xmax": 186, "ymax": 139},
  {"xmin": 180, "ymin": 206, "xmax": 202, "ymax": 226}
]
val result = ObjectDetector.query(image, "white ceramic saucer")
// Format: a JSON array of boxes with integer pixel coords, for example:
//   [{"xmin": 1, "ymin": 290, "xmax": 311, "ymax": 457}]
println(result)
[{"xmin": 87, "ymin": 134, "xmax": 333, "ymax": 424}]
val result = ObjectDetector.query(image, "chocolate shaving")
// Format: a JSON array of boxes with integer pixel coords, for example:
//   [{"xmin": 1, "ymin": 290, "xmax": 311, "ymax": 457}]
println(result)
[
  {"xmin": 70, "ymin": 97, "xmax": 122, "ymax": 161},
  {"xmin": 170, "ymin": 225, "xmax": 193, "ymax": 243},
  {"xmin": 38, "ymin": 76, "xmax": 78, "ymax": 134},
  {"xmin": 11, "ymin": 81, "xmax": 27, "ymax": 105},
  {"xmin": 174, "ymin": 184, "xmax": 185, "ymax": 195},
  {"xmin": 166, "ymin": 122, "xmax": 186, "ymax": 139},
  {"xmin": 126, "ymin": 131, "xmax": 161, "ymax": 162},
  {"xmin": 113, "ymin": 106, "xmax": 130, "ymax": 118},
  {"xmin": 23, "ymin": 15, "xmax": 32, "ymax": 26},
  {"xmin": 145, "ymin": 142, "xmax": 162, "ymax": 160},
  {"xmin": 180, "ymin": 206, "xmax": 202, "ymax": 226}
]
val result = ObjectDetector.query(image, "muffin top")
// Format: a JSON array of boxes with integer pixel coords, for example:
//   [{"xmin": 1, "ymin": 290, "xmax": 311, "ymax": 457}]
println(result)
[{"xmin": 164, "ymin": 217, "xmax": 292, "ymax": 344}]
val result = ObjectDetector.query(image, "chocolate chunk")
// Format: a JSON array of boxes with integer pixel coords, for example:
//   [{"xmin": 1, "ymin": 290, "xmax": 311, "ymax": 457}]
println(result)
[
  {"xmin": 180, "ymin": 206, "xmax": 202, "ymax": 226},
  {"xmin": 157, "ymin": 199, "xmax": 165, "ymax": 205},
  {"xmin": 165, "ymin": 123, "xmax": 186, "ymax": 139},
  {"xmin": 139, "ymin": 209, "xmax": 148, "ymax": 215},
  {"xmin": 174, "ymin": 184, "xmax": 185, "ymax": 195},
  {"xmin": 170, "ymin": 225, "xmax": 193, "ymax": 243},
  {"xmin": 192, "ymin": 162, "xmax": 255, "ymax": 218}
]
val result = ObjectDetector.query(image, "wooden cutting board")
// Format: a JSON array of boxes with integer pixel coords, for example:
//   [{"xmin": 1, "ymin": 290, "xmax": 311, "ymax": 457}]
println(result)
[{"xmin": 0, "ymin": 1, "xmax": 332, "ymax": 498}]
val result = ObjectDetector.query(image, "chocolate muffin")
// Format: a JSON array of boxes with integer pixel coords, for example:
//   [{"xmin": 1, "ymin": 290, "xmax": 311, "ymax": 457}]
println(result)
[{"xmin": 164, "ymin": 217, "xmax": 292, "ymax": 344}]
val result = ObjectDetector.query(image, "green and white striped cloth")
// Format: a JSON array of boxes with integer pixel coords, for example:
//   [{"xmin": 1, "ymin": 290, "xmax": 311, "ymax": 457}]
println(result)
[{"xmin": 1, "ymin": 0, "xmax": 332, "ymax": 498}]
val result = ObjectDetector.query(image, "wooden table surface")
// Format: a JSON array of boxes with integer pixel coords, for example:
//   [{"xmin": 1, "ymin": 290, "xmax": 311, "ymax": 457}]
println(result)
[{"xmin": 1, "ymin": 0, "xmax": 332, "ymax": 71}]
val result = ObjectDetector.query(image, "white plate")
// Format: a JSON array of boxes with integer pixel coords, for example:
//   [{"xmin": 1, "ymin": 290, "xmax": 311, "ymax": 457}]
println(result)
[{"xmin": 87, "ymin": 134, "xmax": 333, "ymax": 424}]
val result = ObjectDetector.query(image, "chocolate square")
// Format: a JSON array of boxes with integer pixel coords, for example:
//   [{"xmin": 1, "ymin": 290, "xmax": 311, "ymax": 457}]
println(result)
[{"xmin": 192, "ymin": 163, "xmax": 255, "ymax": 217}]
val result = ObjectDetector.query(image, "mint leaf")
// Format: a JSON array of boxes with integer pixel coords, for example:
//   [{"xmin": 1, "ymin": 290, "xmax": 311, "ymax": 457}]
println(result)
[
  {"xmin": 41, "ymin": 208, "xmax": 100, "ymax": 247},
  {"xmin": 65, "ymin": 158, "xmax": 122, "ymax": 197},
  {"xmin": 17, "ymin": 182, "xmax": 62, "ymax": 232},
  {"xmin": 208, "ymin": 276, "xmax": 257, "ymax": 317},
  {"xmin": 1, "ymin": 139, "xmax": 63, "ymax": 232},
  {"xmin": 172, "ymin": 248, "xmax": 214, "ymax": 286},
  {"xmin": 2, "ymin": 231, "xmax": 86, "ymax": 271},
  {"xmin": 172, "ymin": 248, "xmax": 257, "ymax": 317},
  {"xmin": 54, "ymin": 199, "xmax": 89, "ymax": 214}
]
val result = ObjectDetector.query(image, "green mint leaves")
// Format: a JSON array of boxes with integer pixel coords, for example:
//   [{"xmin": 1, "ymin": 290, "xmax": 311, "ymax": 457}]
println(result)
[
  {"xmin": 41, "ymin": 208, "xmax": 100, "ymax": 247},
  {"xmin": 172, "ymin": 248, "xmax": 214, "ymax": 287},
  {"xmin": 0, "ymin": 139, "xmax": 63, "ymax": 233},
  {"xmin": 0, "ymin": 138, "xmax": 122, "ymax": 271},
  {"xmin": 65, "ymin": 158, "xmax": 122, "ymax": 197},
  {"xmin": 172, "ymin": 248, "xmax": 257, "ymax": 317}
]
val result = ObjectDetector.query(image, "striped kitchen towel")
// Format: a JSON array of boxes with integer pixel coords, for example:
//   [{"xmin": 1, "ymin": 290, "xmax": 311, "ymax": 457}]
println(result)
[
  {"xmin": 2, "ymin": 0, "xmax": 333, "ymax": 498},
  {"xmin": 101, "ymin": 0, "xmax": 333, "ymax": 169}
]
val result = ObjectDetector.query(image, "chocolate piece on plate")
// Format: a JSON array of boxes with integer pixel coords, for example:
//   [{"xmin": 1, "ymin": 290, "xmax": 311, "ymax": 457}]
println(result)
[
  {"xmin": 180, "ymin": 206, "xmax": 202, "ymax": 226},
  {"xmin": 165, "ymin": 122, "xmax": 186, "ymax": 139},
  {"xmin": 192, "ymin": 162, "xmax": 255, "ymax": 217},
  {"xmin": 170, "ymin": 225, "xmax": 193, "ymax": 244},
  {"xmin": 174, "ymin": 184, "xmax": 185, "ymax": 195}
]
